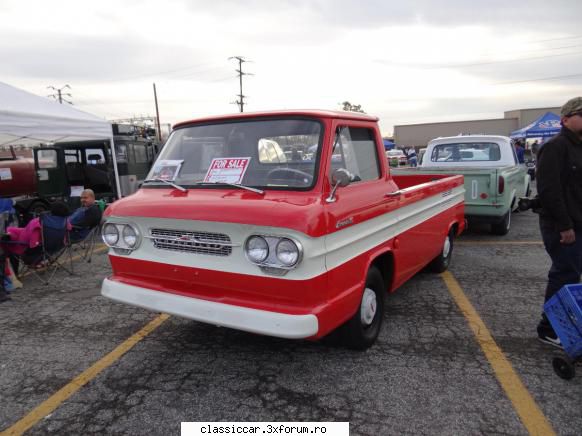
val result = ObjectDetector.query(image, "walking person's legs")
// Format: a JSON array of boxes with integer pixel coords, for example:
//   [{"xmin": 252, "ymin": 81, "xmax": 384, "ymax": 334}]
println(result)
[{"xmin": 537, "ymin": 222, "xmax": 582, "ymax": 344}]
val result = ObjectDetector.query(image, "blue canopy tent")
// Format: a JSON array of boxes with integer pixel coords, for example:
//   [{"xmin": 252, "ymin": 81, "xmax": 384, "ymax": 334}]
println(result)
[
  {"xmin": 383, "ymin": 139, "xmax": 395, "ymax": 150},
  {"xmin": 510, "ymin": 112, "xmax": 561, "ymax": 139}
]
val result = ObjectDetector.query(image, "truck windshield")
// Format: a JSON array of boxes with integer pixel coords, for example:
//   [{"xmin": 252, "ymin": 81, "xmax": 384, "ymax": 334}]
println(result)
[{"xmin": 146, "ymin": 118, "xmax": 322, "ymax": 189}]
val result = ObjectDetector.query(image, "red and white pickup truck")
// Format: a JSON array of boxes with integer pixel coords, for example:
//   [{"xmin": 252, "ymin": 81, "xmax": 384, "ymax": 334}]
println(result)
[{"xmin": 101, "ymin": 110, "xmax": 465, "ymax": 349}]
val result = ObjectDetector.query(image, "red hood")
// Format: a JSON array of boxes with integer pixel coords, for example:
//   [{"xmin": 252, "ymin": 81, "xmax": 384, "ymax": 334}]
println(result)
[{"xmin": 106, "ymin": 187, "xmax": 327, "ymax": 236}]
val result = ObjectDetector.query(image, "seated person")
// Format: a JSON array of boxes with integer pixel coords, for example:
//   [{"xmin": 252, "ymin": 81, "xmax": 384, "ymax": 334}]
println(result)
[
  {"xmin": 69, "ymin": 189, "xmax": 102, "ymax": 241},
  {"xmin": 3, "ymin": 202, "xmax": 71, "ymax": 254},
  {"xmin": 2, "ymin": 202, "xmax": 71, "ymax": 270}
]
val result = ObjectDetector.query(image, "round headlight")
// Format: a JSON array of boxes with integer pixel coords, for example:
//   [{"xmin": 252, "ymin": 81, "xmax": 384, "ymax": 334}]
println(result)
[
  {"xmin": 246, "ymin": 236, "xmax": 269, "ymax": 263},
  {"xmin": 102, "ymin": 223, "xmax": 119, "ymax": 246},
  {"xmin": 276, "ymin": 238, "xmax": 299, "ymax": 267},
  {"xmin": 122, "ymin": 225, "xmax": 138, "ymax": 248}
]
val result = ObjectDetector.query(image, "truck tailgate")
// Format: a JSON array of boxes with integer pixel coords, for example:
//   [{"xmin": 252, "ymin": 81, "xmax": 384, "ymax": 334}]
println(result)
[{"xmin": 392, "ymin": 167, "xmax": 503, "ymax": 208}]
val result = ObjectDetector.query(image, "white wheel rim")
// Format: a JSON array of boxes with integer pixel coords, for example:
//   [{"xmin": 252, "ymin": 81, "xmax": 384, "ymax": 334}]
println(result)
[
  {"xmin": 360, "ymin": 288, "xmax": 377, "ymax": 326},
  {"xmin": 442, "ymin": 236, "xmax": 451, "ymax": 258},
  {"xmin": 506, "ymin": 212, "xmax": 511, "ymax": 230}
]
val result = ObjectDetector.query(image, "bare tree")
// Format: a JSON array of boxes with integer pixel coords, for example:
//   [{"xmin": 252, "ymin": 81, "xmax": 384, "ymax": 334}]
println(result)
[{"xmin": 341, "ymin": 101, "xmax": 365, "ymax": 113}]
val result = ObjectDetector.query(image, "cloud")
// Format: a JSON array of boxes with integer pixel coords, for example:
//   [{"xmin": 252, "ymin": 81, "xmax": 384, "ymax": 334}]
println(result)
[{"xmin": 2, "ymin": 0, "xmax": 581, "ymax": 130}]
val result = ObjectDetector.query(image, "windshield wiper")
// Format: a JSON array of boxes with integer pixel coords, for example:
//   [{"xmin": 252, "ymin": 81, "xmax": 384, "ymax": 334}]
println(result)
[
  {"xmin": 194, "ymin": 181, "xmax": 264, "ymax": 195},
  {"xmin": 143, "ymin": 178, "xmax": 188, "ymax": 192}
]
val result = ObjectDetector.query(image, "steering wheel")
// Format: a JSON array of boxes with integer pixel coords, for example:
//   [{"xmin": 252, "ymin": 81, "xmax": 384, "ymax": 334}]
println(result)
[{"xmin": 266, "ymin": 168, "xmax": 313, "ymax": 185}]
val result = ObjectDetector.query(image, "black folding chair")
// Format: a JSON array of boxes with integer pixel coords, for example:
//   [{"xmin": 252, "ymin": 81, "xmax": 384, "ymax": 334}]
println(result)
[
  {"xmin": 67, "ymin": 223, "xmax": 101, "ymax": 267},
  {"xmin": 3, "ymin": 213, "xmax": 73, "ymax": 285}
]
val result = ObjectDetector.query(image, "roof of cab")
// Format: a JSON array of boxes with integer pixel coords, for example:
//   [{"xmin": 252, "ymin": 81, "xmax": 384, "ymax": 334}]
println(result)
[
  {"xmin": 429, "ymin": 134, "xmax": 511, "ymax": 144},
  {"xmin": 173, "ymin": 109, "xmax": 379, "ymax": 129}
]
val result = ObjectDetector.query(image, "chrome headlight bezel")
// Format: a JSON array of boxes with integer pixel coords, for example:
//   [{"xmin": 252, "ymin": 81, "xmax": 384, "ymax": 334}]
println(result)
[
  {"xmin": 275, "ymin": 238, "xmax": 300, "ymax": 267},
  {"xmin": 244, "ymin": 235, "xmax": 269, "ymax": 263},
  {"xmin": 122, "ymin": 224, "xmax": 140, "ymax": 248},
  {"xmin": 244, "ymin": 234, "xmax": 303, "ymax": 272},
  {"xmin": 102, "ymin": 223, "xmax": 119, "ymax": 247},
  {"xmin": 101, "ymin": 221, "xmax": 141, "ymax": 253}
]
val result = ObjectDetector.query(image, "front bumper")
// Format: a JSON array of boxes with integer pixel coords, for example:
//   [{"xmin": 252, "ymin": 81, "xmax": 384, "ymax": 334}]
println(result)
[{"xmin": 101, "ymin": 278, "xmax": 319, "ymax": 339}]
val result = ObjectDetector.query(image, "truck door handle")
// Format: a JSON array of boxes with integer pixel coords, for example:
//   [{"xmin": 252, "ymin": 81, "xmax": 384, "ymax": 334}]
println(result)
[{"xmin": 385, "ymin": 191, "xmax": 401, "ymax": 198}]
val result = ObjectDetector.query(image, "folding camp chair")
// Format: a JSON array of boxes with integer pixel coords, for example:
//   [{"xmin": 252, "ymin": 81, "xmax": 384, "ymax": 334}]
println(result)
[
  {"xmin": 2, "ymin": 213, "xmax": 73, "ymax": 285},
  {"xmin": 67, "ymin": 223, "xmax": 101, "ymax": 267},
  {"xmin": 66, "ymin": 199, "xmax": 106, "ymax": 266}
]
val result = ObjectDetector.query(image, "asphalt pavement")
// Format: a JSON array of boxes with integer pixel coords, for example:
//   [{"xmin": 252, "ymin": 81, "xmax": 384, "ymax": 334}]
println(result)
[{"xmin": 1, "ymin": 208, "xmax": 581, "ymax": 436}]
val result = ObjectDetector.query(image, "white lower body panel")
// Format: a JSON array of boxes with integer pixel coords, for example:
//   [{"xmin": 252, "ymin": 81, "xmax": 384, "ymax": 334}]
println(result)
[{"xmin": 101, "ymin": 278, "xmax": 319, "ymax": 339}]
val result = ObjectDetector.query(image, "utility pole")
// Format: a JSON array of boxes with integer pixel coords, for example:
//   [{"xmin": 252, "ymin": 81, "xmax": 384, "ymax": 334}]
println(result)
[
  {"xmin": 153, "ymin": 83, "xmax": 162, "ymax": 142},
  {"xmin": 228, "ymin": 56, "xmax": 253, "ymax": 112},
  {"xmin": 47, "ymin": 84, "xmax": 72, "ymax": 104}
]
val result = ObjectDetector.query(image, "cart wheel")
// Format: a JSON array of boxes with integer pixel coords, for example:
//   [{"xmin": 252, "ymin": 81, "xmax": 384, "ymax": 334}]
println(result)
[{"xmin": 552, "ymin": 356, "xmax": 576, "ymax": 380}]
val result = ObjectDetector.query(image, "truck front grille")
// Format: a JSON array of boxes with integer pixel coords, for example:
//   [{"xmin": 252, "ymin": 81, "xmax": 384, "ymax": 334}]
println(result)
[{"xmin": 149, "ymin": 228, "xmax": 233, "ymax": 256}]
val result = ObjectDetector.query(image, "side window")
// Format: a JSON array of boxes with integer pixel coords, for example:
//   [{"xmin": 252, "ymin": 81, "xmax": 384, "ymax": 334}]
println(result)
[
  {"xmin": 85, "ymin": 148, "xmax": 105, "ymax": 164},
  {"xmin": 330, "ymin": 127, "xmax": 380, "ymax": 182},
  {"xmin": 116, "ymin": 144, "xmax": 128, "ymax": 163},
  {"xmin": 65, "ymin": 151, "xmax": 81, "ymax": 164},
  {"xmin": 37, "ymin": 149, "xmax": 58, "ymax": 169},
  {"xmin": 133, "ymin": 144, "xmax": 148, "ymax": 163}
]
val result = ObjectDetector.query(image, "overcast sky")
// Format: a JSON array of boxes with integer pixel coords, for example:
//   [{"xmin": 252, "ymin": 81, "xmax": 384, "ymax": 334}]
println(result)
[{"xmin": 2, "ymin": 0, "xmax": 582, "ymax": 135}]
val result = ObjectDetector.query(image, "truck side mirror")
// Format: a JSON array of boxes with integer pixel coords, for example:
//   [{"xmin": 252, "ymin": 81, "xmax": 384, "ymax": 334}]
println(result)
[{"xmin": 326, "ymin": 168, "xmax": 352, "ymax": 203}]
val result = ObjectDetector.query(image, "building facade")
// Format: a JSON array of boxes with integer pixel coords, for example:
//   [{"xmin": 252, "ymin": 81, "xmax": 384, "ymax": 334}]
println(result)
[{"xmin": 394, "ymin": 106, "xmax": 560, "ymax": 148}]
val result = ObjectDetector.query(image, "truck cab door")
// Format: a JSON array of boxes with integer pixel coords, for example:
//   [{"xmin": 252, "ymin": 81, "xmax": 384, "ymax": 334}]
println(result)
[
  {"xmin": 34, "ymin": 148, "xmax": 67, "ymax": 198},
  {"xmin": 324, "ymin": 124, "xmax": 390, "ymax": 292}
]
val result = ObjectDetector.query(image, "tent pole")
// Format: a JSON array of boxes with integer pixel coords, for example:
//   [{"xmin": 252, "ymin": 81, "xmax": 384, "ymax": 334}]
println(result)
[{"xmin": 109, "ymin": 138, "xmax": 122, "ymax": 200}]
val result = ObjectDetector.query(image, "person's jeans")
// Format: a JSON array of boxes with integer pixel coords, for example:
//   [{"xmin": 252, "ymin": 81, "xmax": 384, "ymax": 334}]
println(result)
[{"xmin": 538, "ymin": 219, "xmax": 582, "ymax": 333}]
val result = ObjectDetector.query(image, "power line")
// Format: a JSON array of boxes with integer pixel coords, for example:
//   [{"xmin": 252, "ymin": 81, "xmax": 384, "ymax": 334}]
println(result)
[
  {"xmin": 80, "ymin": 60, "xmax": 228, "ymax": 87},
  {"xmin": 228, "ymin": 56, "xmax": 253, "ymax": 112},
  {"xmin": 47, "ymin": 84, "xmax": 72, "ymax": 104},
  {"xmin": 526, "ymin": 34, "xmax": 582, "ymax": 44},
  {"xmin": 494, "ymin": 72, "xmax": 582, "ymax": 85},
  {"xmin": 433, "ymin": 49, "xmax": 582, "ymax": 69},
  {"xmin": 378, "ymin": 43, "xmax": 582, "ymax": 71}
]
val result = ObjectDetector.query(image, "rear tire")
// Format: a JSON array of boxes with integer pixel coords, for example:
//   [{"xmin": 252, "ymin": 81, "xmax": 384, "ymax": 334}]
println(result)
[
  {"xmin": 428, "ymin": 229, "xmax": 454, "ymax": 273},
  {"xmin": 341, "ymin": 266, "xmax": 384, "ymax": 350},
  {"xmin": 491, "ymin": 211, "xmax": 511, "ymax": 235}
]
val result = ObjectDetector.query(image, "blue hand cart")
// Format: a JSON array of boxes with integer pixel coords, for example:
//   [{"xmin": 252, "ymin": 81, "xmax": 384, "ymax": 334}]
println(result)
[{"xmin": 544, "ymin": 284, "xmax": 582, "ymax": 380}]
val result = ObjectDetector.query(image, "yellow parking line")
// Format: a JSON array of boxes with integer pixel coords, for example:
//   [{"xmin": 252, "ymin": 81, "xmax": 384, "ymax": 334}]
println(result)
[
  {"xmin": 441, "ymin": 271, "xmax": 555, "ymax": 436},
  {"xmin": 457, "ymin": 241, "xmax": 543, "ymax": 246},
  {"xmin": 0, "ymin": 313, "xmax": 170, "ymax": 436}
]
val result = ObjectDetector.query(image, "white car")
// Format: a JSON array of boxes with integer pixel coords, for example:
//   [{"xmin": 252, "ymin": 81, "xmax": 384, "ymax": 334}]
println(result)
[{"xmin": 386, "ymin": 149, "xmax": 407, "ymax": 166}]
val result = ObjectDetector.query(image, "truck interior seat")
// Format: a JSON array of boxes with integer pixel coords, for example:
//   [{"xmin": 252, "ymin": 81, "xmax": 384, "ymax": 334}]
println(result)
[
  {"xmin": 84, "ymin": 165, "xmax": 111, "ymax": 193},
  {"xmin": 66, "ymin": 162, "xmax": 84, "ymax": 184}
]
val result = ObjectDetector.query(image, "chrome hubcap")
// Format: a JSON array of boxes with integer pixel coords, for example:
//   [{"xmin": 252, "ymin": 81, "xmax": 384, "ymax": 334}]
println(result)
[
  {"xmin": 360, "ymin": 288, "xmax": 377, "ymax": 326},
  {"xmin": 442, "ymin": 236, "xmax": 451, "ymax": 258}
]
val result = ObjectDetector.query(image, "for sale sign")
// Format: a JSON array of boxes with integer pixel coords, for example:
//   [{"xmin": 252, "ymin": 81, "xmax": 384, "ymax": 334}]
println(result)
[{"xmin": 203, "ymin": 157, "xmax": 251, "ymax": 184}]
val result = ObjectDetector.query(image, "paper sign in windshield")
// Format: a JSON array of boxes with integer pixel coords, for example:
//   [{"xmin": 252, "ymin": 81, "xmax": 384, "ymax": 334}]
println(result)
[
  {"xmin": 150, "ymin": 159, "xmax": 183, "ymax": 181},
  {"xmin": 70, "ymin": 186, "xmax": 84, "ymax": 197},
  {"xmin": 0, "ymin": 168, "xmax": 12, "ymax": 180},
  {"xmin": 203, "ymin": 157, "xmax": 251, "ymax": 184}
]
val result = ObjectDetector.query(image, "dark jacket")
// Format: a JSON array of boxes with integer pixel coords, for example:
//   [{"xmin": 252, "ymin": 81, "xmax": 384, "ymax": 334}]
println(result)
[
  {"xmin": 537, "ymin": 126, "xmax": 582, "ymax": 231},
  {"xmin": 69, "ymin": 204, "xmax": 102, "ymax": 229}
]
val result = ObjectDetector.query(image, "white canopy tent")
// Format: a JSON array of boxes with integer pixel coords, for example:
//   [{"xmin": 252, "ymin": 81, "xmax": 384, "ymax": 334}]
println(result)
[{"xmin": 0, "ymin": 81, "xmax": 121, "ymax": 197}]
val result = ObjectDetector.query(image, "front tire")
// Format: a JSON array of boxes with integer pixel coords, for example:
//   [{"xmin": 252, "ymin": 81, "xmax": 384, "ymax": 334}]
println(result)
[
  {"xmin": 491, "ymin": 211, "xmax": 511, "ymax": 235},
  {"xmin": 341, "ymin": 266, "xmax": 385, "ymax": 350}
]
